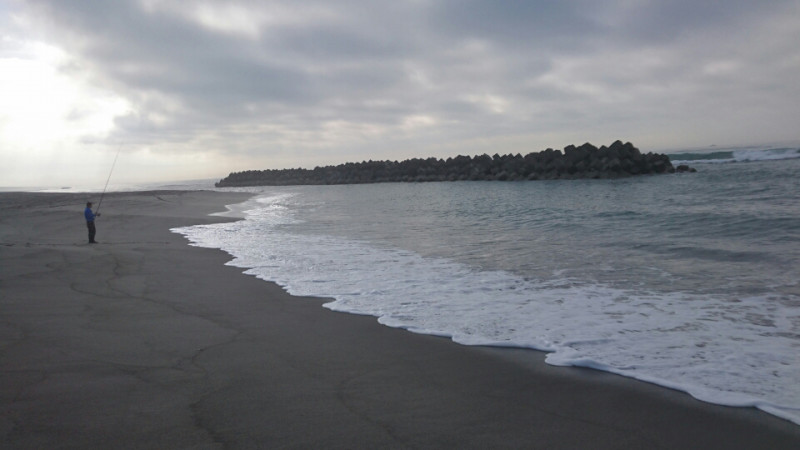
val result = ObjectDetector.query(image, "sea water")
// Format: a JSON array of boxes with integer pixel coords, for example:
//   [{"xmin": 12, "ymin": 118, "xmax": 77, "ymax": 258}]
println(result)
[{"xmin": 173, "ymin": 147, "xmax": 800, "ymax": 425}]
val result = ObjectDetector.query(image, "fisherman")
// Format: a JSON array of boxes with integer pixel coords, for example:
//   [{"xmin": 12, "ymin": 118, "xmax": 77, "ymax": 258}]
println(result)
[{"xmin": 84, "ymin": 201, "xmax": 101, "ymax": 244}]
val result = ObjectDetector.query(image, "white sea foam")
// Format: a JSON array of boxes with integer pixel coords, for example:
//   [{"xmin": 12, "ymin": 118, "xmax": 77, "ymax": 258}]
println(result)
[
  {"xmin": 732, "ymin": 147, "xmax": 800, "ymax": 162},
  {"xmin": 174, "ymin": 190, "xmax": 800, "ymax": 426}
]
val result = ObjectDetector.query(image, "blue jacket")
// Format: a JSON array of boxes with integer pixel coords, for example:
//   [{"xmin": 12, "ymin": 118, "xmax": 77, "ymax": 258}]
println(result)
[{"xmin": 85, "ymin": 207, "xmax": 96, "ymax": 222}]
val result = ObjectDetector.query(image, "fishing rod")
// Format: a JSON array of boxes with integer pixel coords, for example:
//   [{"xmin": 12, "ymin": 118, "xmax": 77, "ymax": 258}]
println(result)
[{"xmin": 95, "ymin": 147, "xmax": 121, "ymax": 215}]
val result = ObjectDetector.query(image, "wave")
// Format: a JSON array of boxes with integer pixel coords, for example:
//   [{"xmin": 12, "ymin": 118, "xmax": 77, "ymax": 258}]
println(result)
[
  {"xmin": 668, "ymin": 147, "xmax": 800, "ymax": 165},
  {"xmin": 172, "ymin": 189, "xmax": 800, "ymax": 426}
]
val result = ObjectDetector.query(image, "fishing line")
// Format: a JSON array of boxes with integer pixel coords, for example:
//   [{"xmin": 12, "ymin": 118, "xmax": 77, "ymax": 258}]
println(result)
[{"xmin": 96, "ymin": 147, "xmax": 121, "ymax": 214}]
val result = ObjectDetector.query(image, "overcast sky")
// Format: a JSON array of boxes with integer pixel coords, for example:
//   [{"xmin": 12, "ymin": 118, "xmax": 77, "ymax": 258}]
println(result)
[{"xmin": 2, "ymin": 0, "xmax": 799, "ymax": 188}]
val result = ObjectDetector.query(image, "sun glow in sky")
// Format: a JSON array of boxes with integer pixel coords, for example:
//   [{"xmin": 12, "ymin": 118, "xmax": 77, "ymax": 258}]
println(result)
[
  {"xmin": 1, "ymin": 0, "xmax": 799, "ymax": 188},
  {"xmin": 1, "ymin": 40, "xmax": 127, "ymax": 161}
]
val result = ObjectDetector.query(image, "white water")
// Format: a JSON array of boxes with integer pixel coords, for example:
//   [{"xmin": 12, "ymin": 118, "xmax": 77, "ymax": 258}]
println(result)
[{"xmin": 174, "ymin": 177, "xmax": 800, "ymax": 425}]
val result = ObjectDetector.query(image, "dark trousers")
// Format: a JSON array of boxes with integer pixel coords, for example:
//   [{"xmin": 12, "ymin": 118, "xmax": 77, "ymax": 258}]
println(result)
[{"xmin": 87, "ymin": 221, "xmax": 96, "ymax": 243}]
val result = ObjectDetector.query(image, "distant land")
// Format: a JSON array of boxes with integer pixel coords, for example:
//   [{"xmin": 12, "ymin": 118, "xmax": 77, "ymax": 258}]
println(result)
[{"xmin": 215, "ymin": 141, "xmax": 694, "ymax": 187}]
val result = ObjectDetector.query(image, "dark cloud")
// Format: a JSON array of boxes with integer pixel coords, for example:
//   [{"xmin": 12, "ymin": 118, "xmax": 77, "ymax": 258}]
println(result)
[
  {"xmin": 16, "ymin": 0, "xmax": 800, "ymax": 163},
  {"xmin": 607, "ymin": 0, "xmax": 797, "ymax": 42},
  {"xmin": 428, "ymin": 0, "xmax": 599, "ymax": 50}
]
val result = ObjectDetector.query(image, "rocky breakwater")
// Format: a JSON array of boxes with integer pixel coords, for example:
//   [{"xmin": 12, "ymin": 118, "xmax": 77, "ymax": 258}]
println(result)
[{"xmin": 215, "ymin": 141, "xmax": 693, "ymax": 187}]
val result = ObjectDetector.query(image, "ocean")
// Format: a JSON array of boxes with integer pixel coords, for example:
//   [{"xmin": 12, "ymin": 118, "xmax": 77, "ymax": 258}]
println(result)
[{"xmin": 173, "ymin": 146, "xmax": 800, "ymax": 425}]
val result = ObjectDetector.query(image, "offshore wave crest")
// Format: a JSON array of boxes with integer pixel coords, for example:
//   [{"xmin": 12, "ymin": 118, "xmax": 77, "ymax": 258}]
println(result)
[{"xmin": 669, "ymin": 147, "xmax": 800, "ymax": 165}]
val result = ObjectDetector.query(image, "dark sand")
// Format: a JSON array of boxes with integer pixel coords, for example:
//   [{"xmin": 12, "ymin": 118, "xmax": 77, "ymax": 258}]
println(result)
[{"xmin": 2, "ymin": 190, "xmax": 799, "ymax": 449}]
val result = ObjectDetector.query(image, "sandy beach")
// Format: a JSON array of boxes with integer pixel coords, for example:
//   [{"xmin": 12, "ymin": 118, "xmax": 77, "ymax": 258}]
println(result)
[{"xmin": 2, "ymin": 190, "xmax": 799, "ymax": 449}]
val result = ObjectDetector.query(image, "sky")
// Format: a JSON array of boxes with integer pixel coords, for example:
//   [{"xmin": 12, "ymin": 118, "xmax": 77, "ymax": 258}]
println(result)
[{"xmin": 1, "ymin": 0, "xmax": 799, "ymax": 188}]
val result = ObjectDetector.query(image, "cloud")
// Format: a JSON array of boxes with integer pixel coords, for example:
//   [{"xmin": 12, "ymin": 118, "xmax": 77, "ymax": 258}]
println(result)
[{"xmin": 2, "ymin": 0, "xmax": 799, "ymax": 186}]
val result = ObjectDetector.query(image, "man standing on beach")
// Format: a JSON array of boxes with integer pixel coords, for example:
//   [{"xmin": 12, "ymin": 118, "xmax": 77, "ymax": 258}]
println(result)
[{"xmin": 84, "ymin": 202, "xmax": 100, "ymax": 244}]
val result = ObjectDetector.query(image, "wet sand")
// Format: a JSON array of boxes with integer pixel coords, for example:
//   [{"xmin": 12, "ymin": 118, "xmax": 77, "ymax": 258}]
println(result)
[{"xmin": 1, "ymin": 190, "xmax": 799, "ymax": 449}]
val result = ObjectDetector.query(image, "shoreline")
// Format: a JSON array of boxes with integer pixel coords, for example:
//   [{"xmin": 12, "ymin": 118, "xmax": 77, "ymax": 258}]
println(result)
[{"xmin": 2, "ymin": 190, "xmax": 799, "ymax": 448}]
